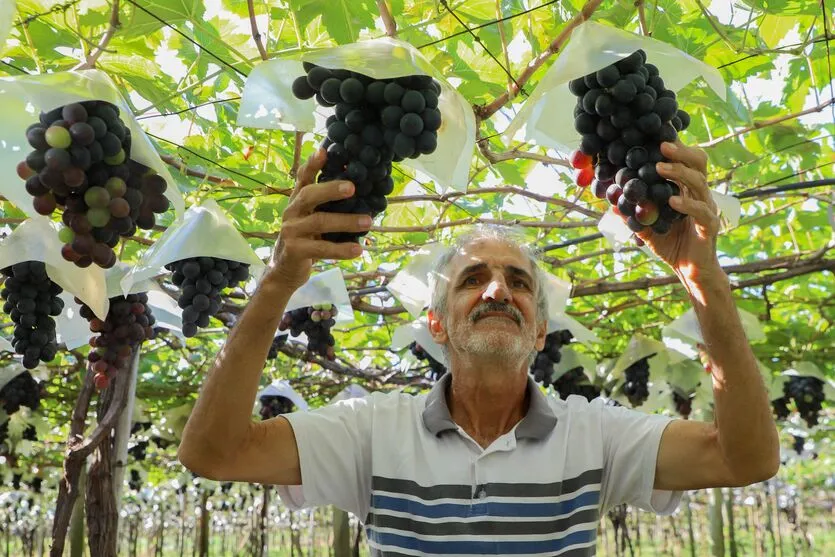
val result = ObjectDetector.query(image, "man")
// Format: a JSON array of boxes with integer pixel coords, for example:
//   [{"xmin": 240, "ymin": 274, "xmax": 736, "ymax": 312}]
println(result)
[{"xmin": 178, "ymin": 141, "xmax": 780, "ymax": 556}]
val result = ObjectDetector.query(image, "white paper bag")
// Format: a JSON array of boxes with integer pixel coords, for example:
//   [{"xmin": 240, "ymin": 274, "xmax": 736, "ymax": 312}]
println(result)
[
  {"xmin": 0, "ymin": 216, "xmax": 108, "ymax": 320},
  {"xmin": 609, "ymin": 333, "xmax": 670, "ymax": 380},
  {"xmin": 504, "ymin": 20, "xmax": 726, "ymax": 151},
  {"xmin": 54, "ymin": 292, "xmax": 92, "ymax": 350},
  {"xmin": 0, "ymin": 69, "xmax": 185, "ymax": 217},
  {"xmin": 0, "ymin": 363, "xmax": 27, "ymax": 393},
  {"xmin": 386, "ymin": 243, "xmax": 448, "ymax": 319},
  {"xmin": 284, "ymin": 268, "xmax": 354, "ymax": 324},
  {"xmin": 237, "ymin": 37, "xmax": 476, "ymax": 191},
  {"xmin": 391, "ymin": 317, "xmax": 447, "ymax": 367},
  {"xmin": 0, "ymin": 1, "xmax": 14, "ymax": 54},
  {"xmin": 547, "ymin": 313, "xmax": 600, "ymax": 344},
  {"xmin": 331, "ymin": 384, "xmax": 371, "ymax": 403},
  {"xmin": 663, "ymin": 307, "xmax": 765, "ymax": 348},
  {"xmin": 121, "ymin": 199, "xmax": 265, "ymax": 296},
  {"xmin": 257, "ymin": 380, "xmax": 309, "ymax": 411},
  {"xmin": 551, "ymin": 346, "xmax": 597, "ymax": 382}
]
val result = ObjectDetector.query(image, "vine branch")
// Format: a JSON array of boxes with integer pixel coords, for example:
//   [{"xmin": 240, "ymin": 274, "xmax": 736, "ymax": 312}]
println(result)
[
  {"xmin": 476, "ymin": 0, "xmax": 604, "ymax": 120},
  {"xmin": 246, "ymin": 0, "xmax": 269, "ymax": 61},
  {"xmin": 73, "ymin": 0, "xmax": 120, "ymax": 70},
  {"xmin": 377, "ymin": 0, "xmax": 398, "ymax": 37}
]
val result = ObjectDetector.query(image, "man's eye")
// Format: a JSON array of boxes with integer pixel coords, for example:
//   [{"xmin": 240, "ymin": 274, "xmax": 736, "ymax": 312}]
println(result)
[
  {"xmin": 513, "ymin": 279, "xmax": 528, "ymax": 288},
  {"xmin": 465, "ymin": 276, "xmax": 479, "ymax": 285}
]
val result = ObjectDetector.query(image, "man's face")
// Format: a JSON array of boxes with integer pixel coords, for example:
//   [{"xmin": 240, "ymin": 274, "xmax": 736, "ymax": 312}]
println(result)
[{"xmin": 429, "ymin": 239, "xmax": 546, "ymax": 364}]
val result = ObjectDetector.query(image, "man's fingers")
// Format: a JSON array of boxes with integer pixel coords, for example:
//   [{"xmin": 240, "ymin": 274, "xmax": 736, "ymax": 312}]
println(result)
[
  {"xmin": 656, "ymin": 161, "xmax": 711, "ymax": 204},
  {"xmin": 292, "ymin": 179, "xmax": 355, "ymax": 215},
  {"xmin": 661, "ymin": 140, "xmax": 708, "ymax": 175},
  {"xmin": 292, "ymin": 148, "xmax": 327, "ymax": 196},
  {"xmin": 282, "ymin": 237, "xmax": 363, "ymax": 261},
  {"xmin": 669, "ymin": 196, "xmax": 719, "ymax": 237},
  {"xmin": 283, "ymin": 212, "xmax": 372, "ymax": 238}
]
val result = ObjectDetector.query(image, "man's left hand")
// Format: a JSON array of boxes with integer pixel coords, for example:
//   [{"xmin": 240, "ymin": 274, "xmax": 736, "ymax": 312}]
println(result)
[{"xmin": 637, "ymin": 140, "xmax": 722, "ymax": 284}]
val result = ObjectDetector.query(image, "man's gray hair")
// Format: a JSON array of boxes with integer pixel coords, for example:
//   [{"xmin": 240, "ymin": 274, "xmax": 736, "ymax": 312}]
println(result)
[{"xmin": 427, "ymin": 225, "xmax": 549, "ymax": 324}]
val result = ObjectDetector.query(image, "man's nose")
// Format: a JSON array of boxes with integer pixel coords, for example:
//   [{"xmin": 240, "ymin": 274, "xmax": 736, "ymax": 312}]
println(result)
[{"xmin": 482, "ymin": 277, "xmax": 511, "ymax": 303}]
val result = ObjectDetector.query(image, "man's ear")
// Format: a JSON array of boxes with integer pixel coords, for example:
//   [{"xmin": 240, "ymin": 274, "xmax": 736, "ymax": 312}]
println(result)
[
  {"xmin": 534, "ymin": 318, "xmax": 547, "ymax": 352},
  {"xmin": 427, "ymin": 310, "xmax": 448, "ymax": 344}
]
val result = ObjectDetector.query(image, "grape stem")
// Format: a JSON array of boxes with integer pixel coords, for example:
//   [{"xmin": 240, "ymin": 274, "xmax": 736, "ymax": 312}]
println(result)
[
  {"xmin": 246, "ymin": 0, "xmax": 269, "ymax": 61},
  {"xmin": 377, "ymin": 0, "xmax": 398, "ymax": 37}
]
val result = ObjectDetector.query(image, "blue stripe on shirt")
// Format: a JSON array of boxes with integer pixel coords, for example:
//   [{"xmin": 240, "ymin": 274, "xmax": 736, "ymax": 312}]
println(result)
[
  {"xmin": 367, "ymin": 526, "xmax": 596, "ymax": 554},
  {"xmin": 371, "ymin": 489, "xmax": 600, "ymax": 519}
]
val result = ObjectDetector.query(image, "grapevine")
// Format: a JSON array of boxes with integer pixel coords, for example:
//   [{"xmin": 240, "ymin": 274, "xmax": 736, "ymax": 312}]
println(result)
[
  {"xmin": 0, "ymin": 261, "xmax": 62, "ymax": 369},
  {"xmin": 278, "ymin": 304, "xmax": 337, "ymax": 360},
  {"xmin": 568, "ymin": 50, "xmax": 690, "ymax": 236},
  {"xmin": 165, "ymin": 257, "xmax": 251, "ymax": 337},
  {"xmin": 292, "ymin": 64, "xmax": 442, "ymax": 243},
  {"xmin": 259, "ymin": 395, "xmax": 295, "ymax": 420}
]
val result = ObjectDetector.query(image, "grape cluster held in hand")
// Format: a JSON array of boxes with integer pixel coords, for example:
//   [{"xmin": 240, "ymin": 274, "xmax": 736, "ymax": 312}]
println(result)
[
  {"xmin": 17, "ymin": 101, "xmax": 170, "ymax": 269},
  {"xmin": 568, "ymin": 50, "xmax": 691, "ymax": 236},
  {"xmin": 166, "ymin": 257, "xmax": 251, "ymax": 338},
  {"xmin": 292, "ymin": 63, "xmax": 442, "ymax": 243},
  {"xmin": 1, "ymin": 261, "xmax": 62, "ymax": 369}
]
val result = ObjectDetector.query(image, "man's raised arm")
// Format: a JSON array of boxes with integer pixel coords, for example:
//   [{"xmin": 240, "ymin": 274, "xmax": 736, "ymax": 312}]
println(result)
[
  {"xmin": 639, "ymin": 140, "xmax": 780, "ymax": 491},
  {"xmin": 177, "ymin": 149, "xmax": 370, "ymax": 485}
]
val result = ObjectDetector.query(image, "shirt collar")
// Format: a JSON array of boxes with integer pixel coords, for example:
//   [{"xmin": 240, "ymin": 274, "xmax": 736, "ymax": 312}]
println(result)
[{"xmin": 421, "ymin": 372, "xmax": 558, "ymax": 441}]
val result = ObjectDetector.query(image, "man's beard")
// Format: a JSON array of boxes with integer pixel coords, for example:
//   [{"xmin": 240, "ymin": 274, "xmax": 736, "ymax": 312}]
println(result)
[{"xmin": 446, "ymin": 301, "xmax": 537, "ymax": 363}]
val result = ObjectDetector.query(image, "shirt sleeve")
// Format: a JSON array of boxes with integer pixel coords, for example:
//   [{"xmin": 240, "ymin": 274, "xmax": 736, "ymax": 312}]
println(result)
[
  {"xmin": 276, "ymin": 393, "xmax": 381, "ymax": 520},
  {"xmin": 599, "ymin": 403, "xmax": 682, "ymax": 515}
]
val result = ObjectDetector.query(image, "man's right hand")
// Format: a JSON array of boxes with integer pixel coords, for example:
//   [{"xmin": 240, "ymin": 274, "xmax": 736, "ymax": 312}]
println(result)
[{"xmin": 269, "ymin": 148, "xmax": 372, "ymax": 290}]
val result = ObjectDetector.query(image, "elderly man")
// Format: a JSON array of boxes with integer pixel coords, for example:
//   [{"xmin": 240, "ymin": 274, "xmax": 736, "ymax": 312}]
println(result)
[{"xmin": 178, "ymin": 141, "xmax": 779, "ymax": 556}]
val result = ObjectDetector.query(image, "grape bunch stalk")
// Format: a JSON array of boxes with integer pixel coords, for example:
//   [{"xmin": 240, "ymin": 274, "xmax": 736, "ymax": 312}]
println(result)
[
  {"xmin": 291, "ymin": 63, "xmax": 442, "ymax": 243},
  {"xmin": 552, "ymin": 366, "xmax": 601, "ymax": 402},
  {"xmin": 529, "ymin": 329, "xmax": 573, "ymax": 388},
  {"xmin": 568, "ymin": 49, "xmax": 691, "ymax": 236},
  {"xmin": 279, "ymin": 304, "xmax": 337, "ymax": 360},
  {"xmin": 1, "ymin": 261, "xmax": 63, "ymax": 369},
  {"xmin": 621, "ymin": 354, "xmax": 655, "ymax": 407},
  {"xmin": 259, "ymin": 395, "xmax": 295, "ymax": 420},
  {"xmin": 0, "ymin": 370, "xmax": 42, "ymax": 415},
  {"xmin": 17, "ymin": 101, "xmax": 170, "ymax": 268},
  {"xmin": 408, "ymin": 341, "xmax": 447, "ymax": 381},
  {"xmin": 78, "ymin": 293, "xmax": 156, "ymax": 389},
  {"xmin": 165, "ymin": 257, "xmax": 250, "ymax": 337}
]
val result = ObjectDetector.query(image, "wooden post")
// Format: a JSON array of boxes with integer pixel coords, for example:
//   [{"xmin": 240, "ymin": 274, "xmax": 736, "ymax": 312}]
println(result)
[
  {"xmin": 684, "ymin": 492, "xmax": 697, "ymax": 557},
  {"xmin": 111, "ymin": 351, "xmax": 140, "ymax": 514},
  {"xmin": 332, "ymin": 508, "xmax": 351, "ymax": 557},
  {"xmin": 199, "ymin": 489, "xmax": 210, "ymax": 557},
  {"xmin": 68, "ymin": 461, "xmax": 86, "ymax": 557},
  {"xmin": 763, "ymin": 484, "xmax": 777, "ymax": 554},
  {"xmin": 725, "ymin": 488, "xmax": 737, "ymax": 557}
]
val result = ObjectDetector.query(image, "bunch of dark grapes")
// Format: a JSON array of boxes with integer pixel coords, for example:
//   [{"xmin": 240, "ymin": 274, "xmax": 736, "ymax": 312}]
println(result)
[
  {"xmin": 1, "ymin": 261, "xmax": 62, "ymax": 368},
  {"xmin": 672, "ymin": 390, "xmax": 694, "ymax": 419},
  {"xmin": 278, "ymin": 304, "xmax": 337, "ymax": 360},
  {"xmin": 165, "ymin": 257, "xmax": 250, "ymax": 337},
  {"xmin": 0, "ymin": 421, "xmax": 7, "ymax": 450},
  {"xmin": 772, "ymin": 397, "xmax": 791, "ymax": 420},
  {"xmin": 552, "ymin": 366, "xmax": 601, "ymax": 401},
  {"xmin": 151, "ymin": 436, "xmax": 171, "ymax": 450},
  {"xmin": 292, "ymin": 64, "xmax": 442, "ymax": 243},
  {"xmin": 267, "ymin": 335, "xmax": 286, "ymax": 360},
  {"xmin": 568, "ymin": 50, "xmax": 691, "ymax": 236},
  {"xmin": 30, "ymin": 477, "xmax": 43, "ymax": 494},
  {"xmin": 129, "ymin": 469, "xmax": 142, "ymax": 492},
  {"xmin": 792, "ymin": 435, "xmax": 805, "ymax": 456},
  {"xmin": 259, "ymin": 395, "xmax": 295, "ymax": 420},
  {"xmin": 128, "ymin": 440, "xmax": 149, "ymax": 461},
  {"xmin": 77, "ymin": 293, "xmax": 155, "ymax": 390},
  {"xmin": 23, "ymin": 425, "xmax": 37, "ymax": 441},
  {"xmin": 0, "ymin": 371, "xmax": 41, "ymax": 414},
  {"xmin": 17, "ymin": 102, "xmax": 170, "ymax": 268},
  {"xmin": 408, "ymin": 341, "xmax": 446, "ymax": 381},
  {"xmin": 620, "ymin": 354, "xmax": 654, "ymax": 407},
  {"xmin": 782, "ymin": 376, "xmax": 826, "ymax": 427},
  {"xmin": 130, "ymin": 421, "xmax": 151, "ymax": 435},
  {"xmin": 530, "ymin": 329, "xmax": 573, "ymax": 387}
]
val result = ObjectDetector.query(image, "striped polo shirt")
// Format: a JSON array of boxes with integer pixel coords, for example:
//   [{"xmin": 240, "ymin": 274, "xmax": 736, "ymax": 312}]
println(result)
[{"xmin": 278, "ymin": 373, "xmax": 681, "ymax": 556}]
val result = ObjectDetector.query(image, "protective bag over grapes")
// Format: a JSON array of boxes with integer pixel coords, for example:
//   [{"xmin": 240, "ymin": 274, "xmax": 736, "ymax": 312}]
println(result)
[
  {"xmin": 257, "ymin": 380, "xmax": 309, "ymax": 412},
  {"xmin": 0, "ymin": 70, "xmax": 185, "ymax": 220},
  {"xmin": 121, "ymin": 199, "xmax": 264, "ymax": 295},
  {"xmin": 0, "ymin": 217, "xmax": 108, "ymax": 320},
  {"xmin": 392, "ymin": 317, "xmax": 448, "ymax": 367},
  {"xmin": 238, "ymin": 37, "xmax": 475, "ymax": 191},
  {"xmin": 108, "ymin": 263, "xmax": 183, "ymax": 334},
  {"xmin": 504, "ymin": 21, "xmax": 725, "ymax": 151},
  {"xmin": 283, "ymin": 268, "xmax": 353, "ymax": 325}
]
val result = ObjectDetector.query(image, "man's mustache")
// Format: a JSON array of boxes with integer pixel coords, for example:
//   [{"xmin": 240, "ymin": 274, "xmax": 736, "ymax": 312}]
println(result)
[{"xmin": 469, "ymin": 302, "xmax": 523, "ymax": 325}]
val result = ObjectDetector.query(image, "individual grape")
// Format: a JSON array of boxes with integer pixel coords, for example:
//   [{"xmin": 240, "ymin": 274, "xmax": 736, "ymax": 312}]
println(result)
[
  {"xmin": 291, "ymin": 76, "xmax": 315, "ymax": 99},
  {"xmin": 569, "ymin": 149, "xmax": 593, "ymax": 169},
  {"xmin": 44, "ymin": 148, "xmax": 71, "ymax": 171},
  {"xmin": 33, "ymin": 194, "xmax": 57, "ymax": 216},
  {"xmin": 596, "ymin": 65, "xmax": 620, "ymax": 88},
  {"xmin": 401, "ymin": 90, "xmax": 426, "ymax": 113},
  {"xmin": 45, "ymin": 126, "xmax": 71, "ymax": 149},
  {"xmin": 623, "ymin": 178, "xmax": 648, "ymax": 203},
  {"xmin": 574, "ymin": 166, "xmax": 594, "ymax": 188},
  {"xmin": 399, "ymin": 113, "xmax": 423, "ymax": 136},
  {"xmin": 278, "ymin": 304, "xmax": 338, "ymax": 360},
  {"xmin": 635, "ymin": 201, "xmax": 659, "ymax": 226},
  {"xmin": 26, "ymin": 126, "xmax": 48, "ymax": 150},
  {"xmin": 580, "ymin": 134, "xmax": 604, "ymax": 155},
  {"xmin": 574, "ymin": 113, "xmax": 597, "ymax": 135},
  {"xmin": 409, "ymin": 341, "xmax": 446, "ymax": 381},
  {"xmin": 568, "ymin": 78, "xmax": 588, "ymax": 96},
  {"xmin": 591, "ymin": 179, "xmax": 609, "ymax": 199}
]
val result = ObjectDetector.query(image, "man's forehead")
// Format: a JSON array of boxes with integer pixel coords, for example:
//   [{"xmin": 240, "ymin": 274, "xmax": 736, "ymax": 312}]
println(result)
[{"xmin": 449, "ymin": 239, "xmax": 532, "ymax": 274}]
